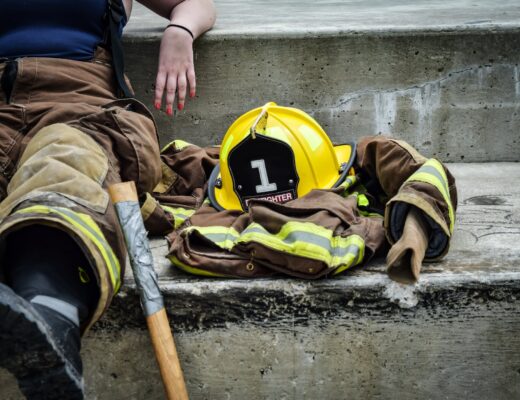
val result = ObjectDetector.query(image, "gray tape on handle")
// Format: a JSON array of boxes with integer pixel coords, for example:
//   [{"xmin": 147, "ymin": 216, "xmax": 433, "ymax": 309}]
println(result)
[{"xmin": 115, "ymin": 201, "xmax": 164, "ymax": 316}]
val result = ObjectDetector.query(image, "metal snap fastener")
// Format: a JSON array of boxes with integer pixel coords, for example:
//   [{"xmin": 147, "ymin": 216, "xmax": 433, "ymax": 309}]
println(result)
[{"xmin": 246, "ymin": 262, "xmax": 255, "ymax": 271}]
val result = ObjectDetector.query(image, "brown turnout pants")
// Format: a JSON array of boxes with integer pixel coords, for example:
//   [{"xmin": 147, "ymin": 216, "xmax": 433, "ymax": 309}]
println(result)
[{"xmin": 0, "ymin": 48, "xmax": 161, "ymax": 332}]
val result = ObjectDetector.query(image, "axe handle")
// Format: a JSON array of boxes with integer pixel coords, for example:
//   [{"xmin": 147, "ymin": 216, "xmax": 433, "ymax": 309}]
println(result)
[
  {"xmin": 147, "ymin": 309, "xmax": 189, "ymax": 400},
  {"xmin": 109, "ymin": 182, "xmax": 189, "ymax": 400}
]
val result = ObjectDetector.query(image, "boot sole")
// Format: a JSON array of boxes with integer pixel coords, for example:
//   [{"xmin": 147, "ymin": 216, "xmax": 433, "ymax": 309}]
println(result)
[{"xmin": 0, "ymin": 283, "xmax": 84, "ymax": 400}]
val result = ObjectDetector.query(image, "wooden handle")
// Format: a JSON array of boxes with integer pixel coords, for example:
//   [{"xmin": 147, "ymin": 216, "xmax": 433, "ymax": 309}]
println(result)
[
  {"xmin": 147, "ymin": 308, "xmax": 189, "ymax": 400},
  {"xmin": 108, "ymin": 181, "xmax": 139, "ymax": 204},
  {"xmin": 108, "ymin": 181, "xmax": 189, "ymax": 400}
]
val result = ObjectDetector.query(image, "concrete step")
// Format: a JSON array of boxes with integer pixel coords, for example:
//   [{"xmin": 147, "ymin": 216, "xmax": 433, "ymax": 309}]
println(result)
[
  {"xmin": 2, "ymin": 162, "xmax": 519, "ymax": 399},
  {"xmin": 123, "ymin": 0, "xmax": 520, "ymax": 162}
]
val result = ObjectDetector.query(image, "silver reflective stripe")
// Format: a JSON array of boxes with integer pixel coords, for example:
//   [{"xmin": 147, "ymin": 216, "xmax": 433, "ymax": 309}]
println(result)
[
  {"xmin": 199, "ymin": 232, "xmax": 236, "ymax": 244},
  {"xmin": 241, "ymin": 226, "xmax": 361, "ymax": 259},
  {"xmin": 414, "ymin": 165, "xmax": 451, "ymax": 199},
  {"xmin": 31, "ymin": 295, "xmax": 80, "ymax": 327}
]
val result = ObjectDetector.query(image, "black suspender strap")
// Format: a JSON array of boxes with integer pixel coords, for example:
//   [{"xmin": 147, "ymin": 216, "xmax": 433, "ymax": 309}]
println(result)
[
  {"xmin": 107, "ymin": 0, "xmax": 133, "ymax": 98},
  {"xmin": 1, "ymin": 60, "xmax": 18, "ymax": 104}
]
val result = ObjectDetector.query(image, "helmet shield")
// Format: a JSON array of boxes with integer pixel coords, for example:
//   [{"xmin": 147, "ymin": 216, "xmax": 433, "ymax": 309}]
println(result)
[{"xmin": 228, "ymin": 134, "xmax": 299, "ymax": 210}]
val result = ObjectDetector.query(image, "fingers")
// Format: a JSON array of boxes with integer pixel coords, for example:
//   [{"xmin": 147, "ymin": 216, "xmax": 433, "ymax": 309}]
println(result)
[
  {"xmin": 165, "ymin": 74, "xmax": 178, "ymax": 116},
  {"xmin": 176, "ymin": 74, "xmax": 187, "ymax": 111},
  {"xmin": 188, "ymin": 68, "xmax": 196, "ymax": 99},
  {"xmin": 154, "ymin": 70, "xmax": 196, "ymax": 116},
  {"xmin": 154, "ymin": 71, "xmax": 166, "ymax": 110}
]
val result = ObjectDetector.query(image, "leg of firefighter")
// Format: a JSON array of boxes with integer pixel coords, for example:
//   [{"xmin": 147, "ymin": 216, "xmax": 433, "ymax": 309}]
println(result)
[{"xmin": 0, "ymin": 124, "xmax": 117, "ymax": 400}]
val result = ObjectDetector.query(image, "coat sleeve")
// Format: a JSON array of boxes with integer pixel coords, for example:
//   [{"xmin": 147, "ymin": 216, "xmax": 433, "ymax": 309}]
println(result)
[
  {"xmin": 141, "ymin": 140, "xmax": 219, "ymax": 235},
  {"xmin": 355, "ymin": 136, "xmax": 457, "ymax": 261}
]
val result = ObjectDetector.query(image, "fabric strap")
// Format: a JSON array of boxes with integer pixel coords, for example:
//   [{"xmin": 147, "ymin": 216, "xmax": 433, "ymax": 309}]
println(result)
[{"xmin": 107, "ymin": 0, "xmax": 133, "ymax": 98}]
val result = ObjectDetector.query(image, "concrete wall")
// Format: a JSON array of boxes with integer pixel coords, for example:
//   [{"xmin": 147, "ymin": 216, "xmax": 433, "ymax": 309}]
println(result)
[
  {"xmin": 83, "ymin": 299, "xmax": 520, "ymax": 400},
  {"xmin": 125, "ymin": 31, "xmax": 520, "ymax": 162},
  {"xmin": 3, "ymin": 283, "xmax": 518, "ymax": 400}
]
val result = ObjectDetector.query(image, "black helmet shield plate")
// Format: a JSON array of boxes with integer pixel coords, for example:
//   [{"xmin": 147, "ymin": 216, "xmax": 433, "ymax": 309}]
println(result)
[{"xmin": 228, "ymin": 134, "xmax": 300, "ymax": 210}]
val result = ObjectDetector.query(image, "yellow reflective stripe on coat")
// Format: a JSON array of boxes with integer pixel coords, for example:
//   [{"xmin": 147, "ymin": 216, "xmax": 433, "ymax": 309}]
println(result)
[
  {"xmin": 405, "ymin": 159, "xmax": 455, "ymax": 233},
  {"xmin": 185, "ymin": 221, "xmax": 365, "ymax": 271},
  {"xmin": 239, "ymin": 222, "xmax": 365, "ymax": 269},
  {"xmin": 161, "ymin": 139, "xmax": 193, "ymax": 153},
  {"xmin": 357, "ymin": 193, "xmax": 369, "ymax": 207},
  {"xmin": 15, "ymin": 205, "xmax": 121, "ymax": 292},
  {"xmin": 168, "ymin": 254, "xmax": 233, "ymax": 278},
  {"xmin": 185, "ymin": 225, "xmax": 240, "ymax": 250},
  {"xmin": 337, "ymin": 175, "xmax": 358, "ymax": 195},
  {"xmin": 161, "ymin": 205, "xmax": 195, "ymax": 229}
]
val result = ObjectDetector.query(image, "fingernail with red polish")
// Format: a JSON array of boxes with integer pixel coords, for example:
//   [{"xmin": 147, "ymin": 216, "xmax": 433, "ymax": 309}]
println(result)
[
  {"xmin": 166, "ymin": 106, "xmax": 173, "ymax": 116},
  {"xmin": 190, "ymin": 91, "xmax": 195, "ymax": 98},
  {"xmin": 154, "ymin": 102, "xmax": 161, "ymax": 110},
  {"xmin": 178, "ymin": 103, "xmax": 184, "ymax": 111}
]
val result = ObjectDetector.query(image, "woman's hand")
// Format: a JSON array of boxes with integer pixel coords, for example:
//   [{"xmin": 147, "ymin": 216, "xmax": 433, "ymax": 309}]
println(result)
[
  {"xmin": 154, "ymin": 26, "xmax": 196, "ymax": 116},
  {"xmin": 139, "ymin": 0, "xmax": 216, "ymax": 115}
]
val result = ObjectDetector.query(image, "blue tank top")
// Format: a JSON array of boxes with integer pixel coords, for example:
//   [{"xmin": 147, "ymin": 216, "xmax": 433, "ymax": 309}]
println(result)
[{"xmin": 0, "ymin": 0, "xmax": 127, "ymax": 61}]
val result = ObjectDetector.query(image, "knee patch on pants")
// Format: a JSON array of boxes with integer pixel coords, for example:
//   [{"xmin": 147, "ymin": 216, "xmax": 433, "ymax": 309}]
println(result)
[{"xmin": 0, "ymin": 123, "xmax": 109, "ymax": 218}]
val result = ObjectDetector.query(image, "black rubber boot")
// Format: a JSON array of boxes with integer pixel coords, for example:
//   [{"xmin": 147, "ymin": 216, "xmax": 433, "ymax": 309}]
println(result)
[
  {"xmin": 0, "ymin": 225, "xmax": 99, "ymax": 400},
  {"xmin": 0, "ymin": 283, "xmax": 84, "ymax": 400}
]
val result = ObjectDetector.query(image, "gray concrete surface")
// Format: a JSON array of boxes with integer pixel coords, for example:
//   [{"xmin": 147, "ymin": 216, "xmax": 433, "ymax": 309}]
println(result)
[
  {"xmin": 1, "ymin": 162, "xmax": 519, "ymax": 399},
  {"xmin": 123, "ymin": 0, "xmax": 520, "ymax": 162},
  {"xmin": 125, "ymin": 0, "xmax": 520, "ymax": 38}
]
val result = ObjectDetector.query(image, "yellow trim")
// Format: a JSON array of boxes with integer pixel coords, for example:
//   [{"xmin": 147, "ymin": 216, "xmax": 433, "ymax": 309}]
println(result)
[
  {"xmin": 406, "ymin": 159, "xmax": 455, "ymax": 232},
  {"xmin": 153, "ymin": 161, "xmax": 177, "ymax": 194},
  {"xmin": 161, "ymin": 205, "xmax": 196, "ymax": 229},
  {"xmin": 331, "ymin": 253, "xmax": 359, "ymax": 275},
  {"xmin": 357, "ymin": 193, "xmax": 369, "ymax": 207},
  {"xmin": 168, "ymin": 254, "xmax": 233, "ymax": 278},
  {"xmin": 161, "ymin": 139, "xmax": 193, "ymax": 153},
  {"xmin": 141, "ymin": 193, "xmax": 157, "ymax": 222},
  {"xmin": 185, "ymin": 220, "xmax": 365, "ymax": 270},
  {"xmin": 238, "ymin": 223, "xmax": 365, "ymax": 269},
  {"xmin": 15, "ymin": 205, "xmax": 121, "ymax": 292},
  {"xmin": 337, "ymin": 175, "xmax": 358, "ymax": 194},
  {"xmin": 78, "ymin": 266, "xmax": 91, "ymax": 284},
  {"xmin": 185, "ymin": 225, "xmax": 240, "ymax": 250}
]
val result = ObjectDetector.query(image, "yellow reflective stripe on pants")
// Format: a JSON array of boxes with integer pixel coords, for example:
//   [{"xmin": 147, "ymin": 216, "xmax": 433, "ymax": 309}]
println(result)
[
  {"xmin": 405, "ymin": 159, "xmax": 455, "ymax": 233},
  {"xmin": 15, "ymin": 205, "xmax": 121, "ymax": 292},
  {"xmin": 161, "ymin": 205, "xmax": 195, "ymax": 229}
]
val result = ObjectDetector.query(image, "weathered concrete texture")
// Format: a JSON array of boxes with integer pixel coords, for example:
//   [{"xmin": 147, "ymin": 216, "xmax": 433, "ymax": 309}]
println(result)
[
  {"xmin": 125, "ymin": 0, "xmax": 520, "ymax": 38},
  {"xmin": 86, "ymin": 304, "xmax": 520, "ymax": 400},
  {"xmin": 3, "ymin": 163, "xmax": 517, "ymax": 399},
  {"xmin": 125, "ymin": 30, "xmax": 520, "ymax": 162},
  {"xmin": 87, "ymin": 162, "xmax": 519, "ymax": 398}
]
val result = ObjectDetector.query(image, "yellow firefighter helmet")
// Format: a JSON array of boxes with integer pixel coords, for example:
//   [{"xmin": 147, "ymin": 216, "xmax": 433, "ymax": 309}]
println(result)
[{"xmin": 208, "ymin": 102, "xmax": 356, "ymax": 211}]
